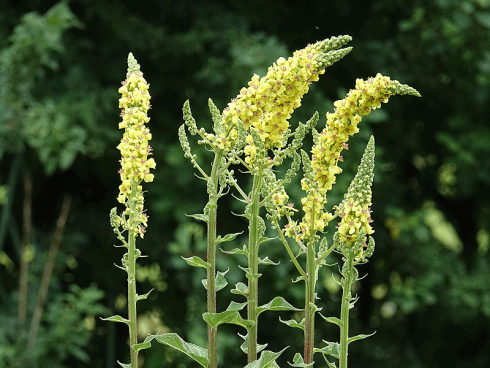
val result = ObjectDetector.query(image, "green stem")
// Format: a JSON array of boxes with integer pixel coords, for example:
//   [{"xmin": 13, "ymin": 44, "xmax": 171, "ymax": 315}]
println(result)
[
  {"xmin": 339, "ymin": 247, "xmax": 355, "ymax": 368},
  {"xmin": 247, "ymin": 167, "xmax": 263, "ymax": 363},
  {"xmin": 206, "ymin": 150, "xmax": 224, "ymax": 368},
  {"xmin": 128, "ymin": 181, "xmax": 139, "ymax": 368},
  {"xmin": 304, "ymin": 210, "xmax": 317, "ymax": 366}
]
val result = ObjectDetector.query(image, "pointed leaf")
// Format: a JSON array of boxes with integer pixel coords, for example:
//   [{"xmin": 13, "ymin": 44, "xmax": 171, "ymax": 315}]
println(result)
[
  {"xmin": 289, "ymin": 352, "xmax": 314, "ymax": 367},
  {"xmin": 182, "ymin": 256, "xmax": 210, "ymax": 270},
  {"xmin": 293, "ymin": 275, "xmax": 307, "ymax": 283},
  {"xmin": 279, "ymin": 317, "xmax": 305, "ymax": 331},
  {"xmin": 202, "ymin": 269, "xmax": 229, "ymax": 291},
  {"xmin": 258, "ymin": 236, "xmax": 277, "ymax": 245},
  {"xmin": 133, "ymin": 340, "xmax": 151, "ymax": 353},
  {"xmin": 221, "ymin": 245, "xmax": 248, "ymax": 256},
  {"xmin": 137, "ymin": 289, "xmax": 153, "ymax": 301},
  {"xmin": 315, "ymin": 341, "xmax": 340, "ymax": 359},
  {"xmin": 101, "ymin": 315, "xmax": 129, "ymax": 325},
  {"xmin": 347, "ymin": 331, "xmax": 376, "ymax": 345},
  {"xmin": 149, "ymin": 333, "xmax": 208, "ymax": 367},
  {"xmin": 202, "ymin": 310, "xmax": 253, "ymax": 329},
  {"xmin": 244, "ymin": 348, "xmax": 288, "ymax": 368},
  {"xmin": 238, "ymin": 265, "xmax": 261, "ymax": 279},
  {"xmin": 319, "ymin": 314, "xmax": 343, "ymax": 328},
  {"xmin": 239, "ymin": 332, "xmax": 268, "ymax": 355},
  {"xmin": 226, "ymin": 301, "xmax": 247, "ymax": 312},
  {"xmin": 186, "ymin": 213, "xmax": 208, "ymax": 223},
  {"xmin": 321, "ymin": 354, "xmax": 338, "ymax": 368},
  {"xmin": 257, "ymin": 297, "xmax": 302, "ymax": 315},
  {"xmin": 216, "ymin": 232, "xmax": 243, "ymax": 244},
  {"xmin": 258, "ymin": 256, "xmax": 280, "ymax": 266},
  {"xmin": 117, "ymin": 361, "xmax": 131, "ymax": 368},
  {"xmin": 231, "ymin": 282, "xmax": 249, "ymax": 297}
]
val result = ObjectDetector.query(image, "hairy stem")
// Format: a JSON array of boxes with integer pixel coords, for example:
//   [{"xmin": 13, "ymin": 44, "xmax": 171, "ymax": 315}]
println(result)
[
  {"xmin": 128, "ymin": 181, "xmax": 139, "ymax": 368},
  {"xmin": 339, "ymin": 247, "xmax": 355, "ymax": 368},
  {"xmin": 247, "ymin": 167, "xmax": 263, "ymax": 363},
  {"xmin": 304, "ymin": 210, "xmax": 317, "ymax": 365},
  {"xmin": 206, "ymin": 150, "xmax": 224, "ymax": 368}
]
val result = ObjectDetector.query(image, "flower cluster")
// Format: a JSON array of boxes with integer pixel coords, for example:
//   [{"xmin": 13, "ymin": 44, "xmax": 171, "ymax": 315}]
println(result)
[
  {"xmin": 208, "ymin": 36, "xmax": 352, "ymax": 165},
  {"xmin": 335, "ymin": 136, "xmax": 375, "ymax": 251},
  {"xmin": 117, "ymin": 53, "xmax": 155, "ymax": 205}
]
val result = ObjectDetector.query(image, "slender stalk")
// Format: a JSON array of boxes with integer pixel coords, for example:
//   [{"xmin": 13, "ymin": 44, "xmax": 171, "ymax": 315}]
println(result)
[
  {"xmin": 206, "ymin": 150, "xmax": 224, "ymax": 368},
  {"xmin": 247, "ymin": 167, "xmax": 263, "ymax": 363},
  {"xmin": 304, "ymin": 209, "xmax": 317, "ymax": 365},
  {"xmin": 339, "ymin": 247, "xmax": 355, "ymax": 368},
  {"xmin": 18, "ymin": 170, "xmax": 32, "ymax": 327},
  {"xmin": 28, "ymin": 195, "xmax": 71, "ymax": 347},
  {"xmin": 128, "ymin": 181, "xmax": 139, "ymax": 368}
]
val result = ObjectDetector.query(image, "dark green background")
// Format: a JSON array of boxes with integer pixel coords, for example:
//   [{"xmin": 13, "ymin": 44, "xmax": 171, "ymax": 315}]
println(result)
[{"xmin": 1, "ymin": 0, "xmax": 489, "ymax": 367}]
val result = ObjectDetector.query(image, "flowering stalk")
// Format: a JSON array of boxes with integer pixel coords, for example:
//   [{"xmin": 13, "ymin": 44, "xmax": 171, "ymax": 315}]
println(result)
[{"xmin": 106, "ymin": 53, "xmax": 154, "ymax": 368}]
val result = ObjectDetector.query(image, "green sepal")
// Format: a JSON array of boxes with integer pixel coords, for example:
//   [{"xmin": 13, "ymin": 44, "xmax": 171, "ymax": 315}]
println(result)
[
  {"xmin": 147, "ymin": 333, "xmax": 208, "ymax": 367},
  {"xmin": 347, "ymin": 331, "xmax": 376, "ymax": 345},
  {"xmin": 117, "ymin": 361, "xmax": 131, "ymax": 368},
  {"xmin": 221, "ymin": 245, "xmax": 248, "ymax": 257},
  {"xmin": 202, "ymin": 269, "xmax": 229, "ymax": 292},
  {"xmin": 279, "ymin": 316, "xmax": 305, "ymax": 331},
  {"xmin": 239, "ymin": 333, "xmax": 268, "ymax": 355},
  {"xmin": 101, "ymin": 315, "xmax": 129, "ymax": 325},
  {"xmin": 202, "ymin": 308, "xmax": 253, "ymax": 329},
  {"xmin": 319, "ymin": 313, "xmax": 343, "ymax": 328},
  {"xmin": 238, "ymin": 265, "xmax": 261, "ymax": 279},
  {"xmin": 258, "ymin": 256, "xmax": 280, "ymax": 266},
  {"xmin": 182, "ymin": 256, "xmax": 211, "ymax": 270},
  {"xmin": 216, "ymin": 232, "xmax": 243, "ymax": 244},
  {"xmin": 314, "ymin": 341, "xmax": 340, "ymax": 359},
  {"xmin": 186, "ymin": 213, "xmax": 208, "ymax": 223},
  {"xmin": 230, "ymin": 282, "xmax": 249, "ymax": 298},
  {"xmin": 183, "ymin": 100, "xmax": 200, "ymax": 135},
  {"xmin": 257, "ymin": 296, "xmax": 302, "ymax": 315},
  {"xmin": 132, "ymin": 339, "xmax": 151, "ymax": 353},
  {"xmin": 137, "ymin": 288, "xmax": 153, "ymax": 301},
  {"xmin": 289, "ymin": 352, "xmax": 314, "ymax": 367},
  {"xmin": 208, "ymin": 98, "xmax": 222, "ymax": 134},
  {"xmin": 244, "ymin": 348, "xmax": 288, "ymax": 368}
]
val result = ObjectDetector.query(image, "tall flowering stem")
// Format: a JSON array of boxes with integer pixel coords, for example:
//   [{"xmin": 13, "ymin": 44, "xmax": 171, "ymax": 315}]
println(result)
[{"xmin": 107, "ymin": 53, "xmax": 154, "ymax": 368}]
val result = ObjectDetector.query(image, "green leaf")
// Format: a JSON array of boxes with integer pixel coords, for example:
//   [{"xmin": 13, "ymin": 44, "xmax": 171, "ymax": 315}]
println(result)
[
  {"xmin": 202, "ymin": 310, "xmax": 253, "ymax": 329},
  {"xmin": 149, "ymin": 333, "xmax": 208, "ymax": 367},
  {"xmin": 231, "ymin": 282, "xmax": 249, "ymax": 297},
  {"xmin": 258, "ymin": 256, "xmax": 280, "ymax": 266},
  {"xmin": 278, "ymin": 316, "xmax": 305, "ymax": 331},
  {"xmin": 347, "ymin": 331, "xmax": 376, "ymax": 345},
  {"xmin": 321, "ymin": 355, "xmax": 338, "ymax": 368},
  {"xmin": 221, "ymin": 245, "xmax": 248, "ymax": 256},
  {"xmin": 137, "ymin": 289, "xmax": 153, "ymax": 301},
  {"xmin": 244, "ymin": 348, "xmax": 288, "ymax": 368},
  {"xmin": 258, "ymin": 236, "xmax": 277, "ymax": 245},
  {"xmin": 257, "ymin": 297, "xmax": 302, "ymax": 315},
  {"xmin": 186, "ymin": 213, "xmax": 208, "ymax": 223},
  {"xmin": 238, "ymin": 265, "xmax": 261, "ymax": 279},
  {"xmin": 202, "ymin": 269, "xmax": 229, "ymax": 291},
  {"xmin": 239, "ymin": 333, "xmax": 268, "ymax": 355},
  {"xmin": 117, "ymin": 361, "xmax": 131, "ymax": 368},
  {"xmin": 319, "ymin": 314, "xmax": 342, "ymax": 328},
  {"xmin": 216, "ymin": 232, "xmax": 243, "ymax": 244},
  {"xmin": 133, "ymin": 340, "xmax": 151, "ymax": 353},
  {"xmin": 101, "ymin": 315, "xmax": 129, "ymax": 325},
  {"xmin": 226, "ymin": 301, "xmax": 247, "ymax": 312},
  {"xmin": 289, "ymin": 352, "xmax": 314, "ymax": 367},
  {"xmin": 314, "ymin": 341, "xmax": 340, "ymax": 359},
  {"xmin": 182, "ymin": 256, "xmax": 211, "ymax": 270}
]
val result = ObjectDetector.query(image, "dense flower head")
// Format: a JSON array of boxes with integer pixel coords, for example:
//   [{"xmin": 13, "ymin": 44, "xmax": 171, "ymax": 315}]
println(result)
[
  {"xmin": 210, "ymin": 36, "xmax": 352, "ymax": 165},
  {"xmin": 335, "ymin": 136, "xmax": 375, "ymax": 249},
  {"xmin": 116, "ymin": 53, "xmax": 155, "ymax": 205}
]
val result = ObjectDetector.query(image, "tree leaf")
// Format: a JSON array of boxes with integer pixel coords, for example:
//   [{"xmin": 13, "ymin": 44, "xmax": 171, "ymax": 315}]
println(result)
[
  {"xmin": 148, "ymin": 333, "xmax": 208, "ymax": 367},
  {"xmin": 244, "ymin": 348, "xmax": 288, "ymax": 368},
  {"xmin": 216, "ymin": 232, "xmax": 243, "ymax": 244},
  {"xmin": 278, "ymin": 316, "xmax": 305, "ymax": 331},
  {"xmin": 347, "ymin": 331, "xmax": 376, "ymax": 345},
  {"xmin": 257, "ymin": 297, "xmax": 302, "ymax": 315},
  {"xmin": 101, "ymin": 315, "xmax": 129, "ymax": 325},
  {"xmin": 182, "ymin": 255, "xmax": 210, "ymax": 270}
]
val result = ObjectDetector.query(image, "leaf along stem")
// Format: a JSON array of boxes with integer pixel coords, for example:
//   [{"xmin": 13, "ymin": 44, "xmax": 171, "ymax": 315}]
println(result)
[{"xmin": 339, "ymin": 246, "xmax": 355, "ymax": 368}]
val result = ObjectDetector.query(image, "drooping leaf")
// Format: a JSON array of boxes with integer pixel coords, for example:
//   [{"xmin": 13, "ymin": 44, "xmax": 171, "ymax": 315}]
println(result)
[
  {"xmin": 347, "ymin": 331, "xmax": 376, "ymax": 344},
  {"xmin": 278, "ymin": 316, "xmax": 305, "ymax": 331},
  {"xmin": 148, "ymin": 333, "xmax": 208, "ymax": 367},
  {"xmin": 182, "ymin": 255, "xmax": 211, "ymax": 270},
  {"xmin": 239, "ymin": 333, "xmax": 268, "ymax": 355},
  {"xmin": 257, "ymin": 297, "xmax": 302, "ymax": 315},
  {"xmin": 244, "ymin": 348, "xmax": 288, "ymax": 368},
  {"xmin": 117, "ymin": 361, "xmax": 131, "ymax": 368},
  {"xmin": 101, "ymin": 315, "xmax": 129, "ymax": 325},
  {"xmin": 319, "ymin": 314, "xmax": 343, "ymax": 328}
]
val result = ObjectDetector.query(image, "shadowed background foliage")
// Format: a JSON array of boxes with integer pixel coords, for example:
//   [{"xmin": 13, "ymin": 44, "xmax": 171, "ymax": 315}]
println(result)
[{"xmin": 0, "ymin": 0, "xmax": 489, "ymax": 367}]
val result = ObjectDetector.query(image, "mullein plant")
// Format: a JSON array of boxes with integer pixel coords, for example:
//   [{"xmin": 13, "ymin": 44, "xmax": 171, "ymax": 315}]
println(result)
[
  {"xmin": 105, "ymin": 53, "xmax": 155, "ymax": 368},
  {"xmin": 108, "ymin": 36, "xmax": 420, "ymax": 368}
]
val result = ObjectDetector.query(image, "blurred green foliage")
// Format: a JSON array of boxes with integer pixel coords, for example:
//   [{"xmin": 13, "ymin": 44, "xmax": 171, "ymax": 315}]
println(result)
[{"xmin": 0, "ymin": 0, "xmax": 489, "ymax": 367}]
